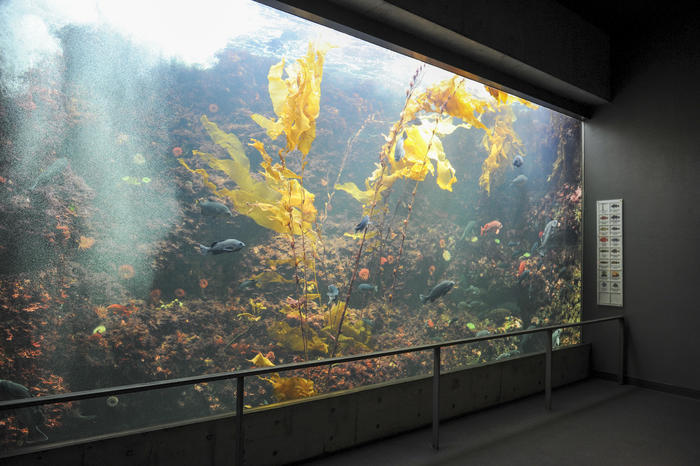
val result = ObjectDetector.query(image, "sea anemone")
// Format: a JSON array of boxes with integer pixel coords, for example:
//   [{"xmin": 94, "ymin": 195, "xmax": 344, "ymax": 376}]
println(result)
[
  {"xmin": 208, "ymin": 103, "xmax": 219, "ymax": 113},
  {"xmin": 174, "ymin": 288, "xmax": 186, "ymax": 298},
  {"xmin": 358, "ymin": 268, "xmax": 370, "ymax": 280},
  {"xmin": 199, "ymin": 278, "xmax": 209, "ymax": 289},
  {"xmin": 106, "ymin": 396, "xmax": 119, "ymax": 408},
  {"xmin": 429, "ymin": 265, "xmax": 436, "ymax": 276},
  {"xmin": 172, "ymin": 146, "xmax": 183, "ymax": 157},
  {"xmin": 118, "ymin": 264, "xmax": 134, "ymax": 280}
]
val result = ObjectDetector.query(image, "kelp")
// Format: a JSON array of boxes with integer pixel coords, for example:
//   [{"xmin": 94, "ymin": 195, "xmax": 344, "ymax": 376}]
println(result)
[
  {"xmin": 479, "ymin": 106, "xmax": 525, "ymax": 194},
  {"xmin": 249, "ymin": 352, "xmax": 316, "ymax": 402},
  {"xmin": 267, "ymin": 321, "xmax": 328, "ymax": 355},
  {"xmin": 251, "ymin": 42, "xmax": 332, "ymax": 155},
  {"xmin": 264, "ymin": 374, "xmax": 316, "ymax": 402},
  {"xmin": 323, "ymin": 302, "xmax": 372, "ymax": 355}
]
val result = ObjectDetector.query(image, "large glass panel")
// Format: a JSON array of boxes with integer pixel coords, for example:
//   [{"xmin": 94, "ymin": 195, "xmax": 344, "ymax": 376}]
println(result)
[{"xmin": 0, "ymin": 0, "xmax": 582, "ymax": 448}]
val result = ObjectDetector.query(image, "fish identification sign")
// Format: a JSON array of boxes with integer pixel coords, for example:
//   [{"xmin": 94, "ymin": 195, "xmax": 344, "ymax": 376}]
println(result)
[{"xmin": 597, "ymin": 199, "xmax": 623, "ymax": 306}]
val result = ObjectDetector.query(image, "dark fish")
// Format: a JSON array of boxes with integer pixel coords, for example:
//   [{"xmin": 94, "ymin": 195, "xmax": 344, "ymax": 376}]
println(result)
[
  {"xmin": 510, "ymin": 174, "xmax": 528, "ymax": 186},
  {"xmin": 530, "ymin": 240, "xmax": 539, "ymax": 254},
  {"xmin": 538, "ymin": 219, "xmax": 559, "ymax": 256},
  {"xmin": 327, "ymin": 284, "xmax": 339, "ymax": 304},
  {"xmin": 358, "ymin": 284, "xmax": 377, "ymax": 292},
  {"xmin": 198, "ymin": 239, "xmax": 245, "ymax": 255},
  {"xmin": 420, "ymin": 280, "xmax": 455, "ymax": 304},
  {"xmin": 199, "ymin": 200, "xmax": 233, "ymax": 218},
  {"xmin": 512, "ymin": 155, "xmax": 524, "ymax": 167},
  {"xmin": 30, "ymin": 157, "xmax": 68, "ymax": 190},
  {"xmin": 394, "ymin": 132, "xmax": 406, "ymax": 162},
  {"xmin": 238, "ymin": 279, "xmax": 257, "ymax": 290},
  {"xmin": 518, "ymin": 270, "xmax": 531, "ymax": 281},
  {"xmin": 507, "ymin": 241, "xmax": 520, "ymax": 247},
  {"xmin": 0, "ymin": 379, "xmax": 48, "ymax": 443},
  {"xmin": 354, "ymin": 215, "xmax": 370, "ymax": 233}
]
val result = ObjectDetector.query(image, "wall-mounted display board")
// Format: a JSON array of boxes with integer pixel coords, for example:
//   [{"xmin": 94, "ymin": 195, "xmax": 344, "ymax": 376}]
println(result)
[{"xmin": 597, "ymin": 199, "xmax": 623, "ymax": 306}]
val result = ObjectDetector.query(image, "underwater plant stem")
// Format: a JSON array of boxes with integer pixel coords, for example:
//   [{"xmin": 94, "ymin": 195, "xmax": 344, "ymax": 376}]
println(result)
[
  {"xmin": 284, "ymin": 180, "xmax": 309, "ymax": 361},
  {"xmin": 388, "ymin": 87, "xmax": 458, "ymax": 303},
  {"xmin": 329, "ymin": 65, "xmax": 426, "ymax": 362}
]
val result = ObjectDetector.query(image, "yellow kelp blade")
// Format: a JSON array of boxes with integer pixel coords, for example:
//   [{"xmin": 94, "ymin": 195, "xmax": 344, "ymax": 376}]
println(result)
[
  {"xmin": 270, "ymin": 375, "xmax": 316, "ymax": 402},
  {"xmin": 248, "ymin": 352, "xmax": 275, "ymax": 367},
  {"xmin": 251, "ymin": 42, "xmax": 332, "ymax": 155}
]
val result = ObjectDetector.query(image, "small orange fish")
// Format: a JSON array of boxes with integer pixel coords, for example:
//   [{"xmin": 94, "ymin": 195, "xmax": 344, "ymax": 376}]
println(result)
[
  {"xmin": 480, "ymin": 220, "xmax": 502, "ymax": 236},
  {"xmin": 107, "ymin": 304, "xmax": 127, "ymax": 313},
  {"xmin": 517, "ymin": 260, "xmax": 527, "ymax": 277}
]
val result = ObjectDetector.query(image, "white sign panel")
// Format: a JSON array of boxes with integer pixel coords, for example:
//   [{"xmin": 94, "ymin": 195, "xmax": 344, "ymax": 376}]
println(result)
[{"xmin": 597, "ymin": 199, "xmax": 623, "ymax": 306}]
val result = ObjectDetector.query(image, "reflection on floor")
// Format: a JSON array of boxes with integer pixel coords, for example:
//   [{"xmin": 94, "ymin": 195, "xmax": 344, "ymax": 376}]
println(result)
[{"xmin": 304, "ymin": 378, "xmax": 700, "ymax": 465}]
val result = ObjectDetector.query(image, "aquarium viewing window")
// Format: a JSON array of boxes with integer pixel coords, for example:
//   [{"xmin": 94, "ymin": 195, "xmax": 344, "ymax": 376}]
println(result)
[{"xmin": 0, "ymin": 0, "xmax": 582, "ymax": 448}]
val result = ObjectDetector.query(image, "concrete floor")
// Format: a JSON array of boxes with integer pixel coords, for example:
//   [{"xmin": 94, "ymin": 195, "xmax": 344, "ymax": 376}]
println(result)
[{"xmin": 303, "ymin": 378, "xmax": 700, "ymax": 465}]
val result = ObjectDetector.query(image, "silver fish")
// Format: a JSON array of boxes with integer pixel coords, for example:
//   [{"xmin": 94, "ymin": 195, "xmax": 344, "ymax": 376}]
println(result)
[
  {"xmin": 198, "ymin": 239, "xmax": 245, "ymax": 255},
  {"xmin": 538, "ymin": 220, "xmax": 559, "ymax": 256}
]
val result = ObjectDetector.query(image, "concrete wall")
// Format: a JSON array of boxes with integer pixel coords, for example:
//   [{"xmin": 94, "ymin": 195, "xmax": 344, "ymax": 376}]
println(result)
[
  {"xmin": 583, "ymin": 12, "xmax": 700, "ymax": 394},
  {"xmin": 2, "ymin": 345, "xmax": 590, "ymax": 465}
]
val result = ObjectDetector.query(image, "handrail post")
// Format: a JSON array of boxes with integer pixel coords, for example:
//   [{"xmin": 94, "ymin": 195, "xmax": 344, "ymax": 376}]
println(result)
[
  {"xmin": 545, "ymin": 329, "xmax": 552, "ymax": 411},
  {"xmin": 432, "ymin": 346, "xmax": 440, "ymax": 450},
  {"xmin": 618, "ymin": 318, "xmax": 625, "ymax": 385},
  {"xmin": 236, "ymin": 376, "xmax": 245, "ymax": 465}
]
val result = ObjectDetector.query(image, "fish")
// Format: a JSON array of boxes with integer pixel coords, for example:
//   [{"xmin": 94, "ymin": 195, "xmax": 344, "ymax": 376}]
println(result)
[
  {"xmin": 538, "ymin": 220, "xmax": 559, "ymax": 255},
  {"xmin": 518, "ymin": 270, "xmax": 531, "ymax": 281},
  {"xmin": 238, "ymin": 279, "xmax": 257, "ymax": 290},
  {"xmin": 480, "ymin": 220, "xmax": 502, "ymax": 236},
  {"xmin": 198, "ymin": 239, "xmax": 245, "ymax": 255},
  {"xmin": 600, "ymin": 237, "xmax": 608, "ymax": 242},
  {"xmin": 611, "ymin": 215, "xmax": 620, "ymax": 220},
  {"xmin": 507, "ymin": 241, "xmax": 520, "ymax": 247},
  {"xmin": 354, "ymin": 215, "xmax": 371, "ymax": 233},
  {"xmin": 327, "ymin": 284, "xmax": 339, "ymax": 304},
  {"xmin": 512, "ymin": 155, "xmax": 524, "ymax": 167},
  {"xmin": 530, "ymin": 240, "xmax": 540, "ymax": 254},
  {"xmin": 465, "ymin": 285, "xmax": 480, "ymax": 296},
  {"xmin": 30, "ymin": 157, "xmax": 68, "ymax": 190},
  {"xmin": 0, "ymin": 379, "xmax": 48, "ymax": 443},
  {"xmin": 517, "ymin": 260, "xmax": 527, "ymax": 277},
  {"xmin": 600, "ymin": 216, "xmax": 608, "ymax": 220},
  {"xmin": 475, "ymin": 330, "xmax": 491, "ymax": 338},
  {"xmin": 420, "ymin": 280, "xmax": 455, "ymax": 304},
  {"xmin": 394, "ymin": 132, "xmax": 406, "ymax": 162},
  {"xmin": 510, "ymin": 174, "xmax": 528, "ymax": 186},
  {"xmin": 199, "ymin": 200, "xmax": 234, "ymax": 217},
  {"xmin": 358, "ymin": 284, "xmax": 377, "ymax": 292}
]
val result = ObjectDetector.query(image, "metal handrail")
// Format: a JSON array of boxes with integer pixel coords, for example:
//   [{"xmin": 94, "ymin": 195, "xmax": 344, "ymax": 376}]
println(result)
[{"xmin": 0, "ymin": 315, "xmax": 625, "ymax": 461}]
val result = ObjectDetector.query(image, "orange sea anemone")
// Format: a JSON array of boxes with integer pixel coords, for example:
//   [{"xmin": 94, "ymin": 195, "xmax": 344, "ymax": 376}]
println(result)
[
  {"xmin": 428, "ymin": 265, "xmax": 436, "ymax": 276},
  {"xmin": 172, "ymin": 146, "xmax": 183, "ymax": 157},
  {"xmin": 174, "ymin": 288, "xmax": 186, "ymax": 298},
  {"xmin": 358, "ymin": 268, "xmax": 370, "ymax": 280},
  {"xmin": 118, "ymin": 264, "xmax": 134, "ymax": 280},
  {"xmin": 439, "ymin": 239, "xmax": 446, "ymax": 248},
  {"xmin": 199, "ymin": 278, "xmax": 209, "ymax": 289},
  {"xmin": 208, "ymin": 103, "xmax": 219, "ymax": 113}
]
